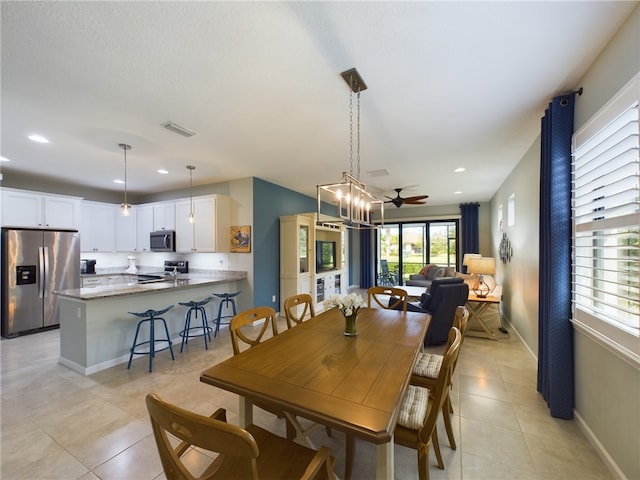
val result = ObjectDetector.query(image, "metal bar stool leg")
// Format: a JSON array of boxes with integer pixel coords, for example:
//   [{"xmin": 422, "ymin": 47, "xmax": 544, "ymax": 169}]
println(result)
[
  {"xmin": 127, "ymin": 305, "xmax": 175, "ymax": 372},
  {"xmin": 213, "ymin": 291, "xmax": 241, "ymax": 337},
  {"xmin": 178, "ymin": 297, "xmax": 213, "ymax": 351}
]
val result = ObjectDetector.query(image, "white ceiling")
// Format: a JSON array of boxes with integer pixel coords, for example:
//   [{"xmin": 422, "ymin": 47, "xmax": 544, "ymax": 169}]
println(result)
[{"xmin": 1, "ymin": 1, "xmax": 637, "ymax": 207}]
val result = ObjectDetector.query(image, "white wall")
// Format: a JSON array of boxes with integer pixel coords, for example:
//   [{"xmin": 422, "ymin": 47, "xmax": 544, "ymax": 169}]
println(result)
[{"xmin": 490, "ymin": 137, "xmax": 540, "ymax": 353}]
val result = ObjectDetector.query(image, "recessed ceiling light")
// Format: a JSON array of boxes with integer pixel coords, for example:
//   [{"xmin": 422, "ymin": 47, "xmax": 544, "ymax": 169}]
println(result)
[
  {"xmin": 157, "ymin": 169, "xmax": 169, "ymax": 175},
  {"xmin": 454, "ymin": 191, "xmax": 462, "ymax": 195},
  {"xmin": 454, "ymin": 167, "xmax": 466, "ymax": 173},
  {"xmin": 0, "ymin": 156, "xmax": 10, "ymax": 162},
  {"xmin": 114, "ymin": 179, "xmax": 124, "ymax": 184},
  {"xmin": 28, "ymin": 134, "xmax": 49, "ymax": 143}
]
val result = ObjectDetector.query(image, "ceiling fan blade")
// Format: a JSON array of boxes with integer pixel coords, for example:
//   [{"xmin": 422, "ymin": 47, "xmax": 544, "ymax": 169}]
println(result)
[
  {"xmin": 403, "ymin": 195, "xmax": 429, "ymax": 202},
  {"xmin": 404, "ymin": 199, "xmax": 427, "ymax": 205}
]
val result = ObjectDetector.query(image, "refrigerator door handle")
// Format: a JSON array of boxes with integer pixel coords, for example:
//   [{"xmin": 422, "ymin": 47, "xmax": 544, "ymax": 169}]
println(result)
[
  {"xmin": 43, "ymin": 246, "xmax": 50, "ymax": 298},
  {"xmin": 38, "ymin": 246, "xmax": 48, "ymax": 298}
]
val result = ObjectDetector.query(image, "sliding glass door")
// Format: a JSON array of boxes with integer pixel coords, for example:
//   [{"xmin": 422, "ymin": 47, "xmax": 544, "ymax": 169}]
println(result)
[{"xmin": 376, "ymin": 219, "xmax": 458, "ymax": 285}]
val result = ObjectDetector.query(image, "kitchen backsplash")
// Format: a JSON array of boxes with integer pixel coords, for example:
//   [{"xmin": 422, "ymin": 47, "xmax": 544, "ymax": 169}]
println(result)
[{"xmin": 84, "ymin": 252, "xmax": 232, "ymax": 272}]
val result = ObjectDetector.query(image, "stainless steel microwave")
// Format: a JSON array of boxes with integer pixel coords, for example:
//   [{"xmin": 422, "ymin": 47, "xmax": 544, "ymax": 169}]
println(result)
[{"xmin": 150, "ymin": 230, "xmax": 176, "ymax": 252}]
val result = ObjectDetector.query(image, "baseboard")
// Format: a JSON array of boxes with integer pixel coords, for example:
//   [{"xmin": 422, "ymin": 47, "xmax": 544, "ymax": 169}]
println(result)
[{"xmin": 574, "ymin": 410, "xmax": 627, "ymax": 480}]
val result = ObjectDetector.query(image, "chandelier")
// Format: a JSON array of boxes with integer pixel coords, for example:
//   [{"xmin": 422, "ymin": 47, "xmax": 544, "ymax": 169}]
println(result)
[{"xmin": 316, "ymin": 68, "xmax": 384, "ymax": 228}]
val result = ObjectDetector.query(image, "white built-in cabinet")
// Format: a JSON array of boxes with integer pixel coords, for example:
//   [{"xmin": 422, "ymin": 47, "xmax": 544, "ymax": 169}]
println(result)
[
  {"xmin": 1, "ymin": 188, "xmax": 81, "ymax": 229},
  {"xmin": 175, "ymin": 195, "xmax": 230, "ymax": 253},
  {"xmin": 80, "ymin": 201, "xmax": 117, "ymax": 252},
  {"xmin": 279, "ymin": 213, "xmax": 346, "ymax": 313}
]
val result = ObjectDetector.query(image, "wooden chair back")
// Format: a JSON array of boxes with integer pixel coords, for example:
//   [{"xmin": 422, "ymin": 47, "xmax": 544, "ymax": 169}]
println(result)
[
  {"xmin": 230, "ymin": 306, "xmax": 278, "ymax": 355},
  {"xmin": 284, "ymin": 293, "xmax": 315, "ymax": 329},
  {"xmin": 146, "ymin": 392, "xmax": 258, "ymax": 479},
  {"xmin": 146, "ymin": 393, "xmax": 334, "ymax": 480},
  {"xmin": 367, "ymin": 286, "xmax": 408, "ymax": 312},
  {"xmin": 453, "ymin": 305, "xmax": 470, "ymax": 336}
]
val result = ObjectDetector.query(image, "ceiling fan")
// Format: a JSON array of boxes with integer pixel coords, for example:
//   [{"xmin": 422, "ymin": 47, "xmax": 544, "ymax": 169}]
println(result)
[{"xmin": 385, "ymin": 188, "xmax": 429, "ymax": 208}]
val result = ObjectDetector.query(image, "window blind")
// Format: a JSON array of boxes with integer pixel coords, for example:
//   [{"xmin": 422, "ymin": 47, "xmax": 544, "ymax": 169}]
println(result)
[{"xmin": 572, "ymin": 97, "xmax": 639, "ymax": 356}]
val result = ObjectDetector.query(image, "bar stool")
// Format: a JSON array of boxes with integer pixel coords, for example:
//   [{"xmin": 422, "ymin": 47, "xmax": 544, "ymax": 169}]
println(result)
[
  {"xmin": 178, "ymin": 297, "xmax": 213, "ymax": 352},
  {"xmin": 127, "ymin": 305, "xmax": 175, "ymax": 372},
  {"xmin": 212, "ymin": 291, "xmax": 241, "ymax": 337}
]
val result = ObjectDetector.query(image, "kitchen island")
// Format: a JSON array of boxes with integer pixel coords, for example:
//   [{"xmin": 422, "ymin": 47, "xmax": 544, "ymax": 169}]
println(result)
[{"xmin": 55, "ymin": 271, "xmax": 247, "ymax": 375}]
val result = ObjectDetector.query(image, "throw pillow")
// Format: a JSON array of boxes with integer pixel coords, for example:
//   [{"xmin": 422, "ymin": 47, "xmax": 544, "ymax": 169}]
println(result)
[{"xmin": 418, "ymin": 264, "xmax": 432, "ymax": 276}]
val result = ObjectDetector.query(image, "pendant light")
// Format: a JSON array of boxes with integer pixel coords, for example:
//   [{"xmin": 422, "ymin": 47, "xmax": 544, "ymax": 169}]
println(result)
[
  {"xmin": 119, "ymin": 143, "xmax": 131, "ymax": 216},
  {"xmin": 187, "ymin": 165, "xmax": 195, "ymax": 223},
  {"xmin": 316, "ymin": 68, "xmax": 383, "ymax": 228}
]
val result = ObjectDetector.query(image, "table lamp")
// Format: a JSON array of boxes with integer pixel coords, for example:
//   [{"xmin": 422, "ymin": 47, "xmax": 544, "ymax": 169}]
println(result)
[
  {"xmin": 466, "ymin": 256, "xmax": 496, "ymax": 298},
  {"xmin": 462, "ymin": 253, "xmax": 482, "ymax": 273}
]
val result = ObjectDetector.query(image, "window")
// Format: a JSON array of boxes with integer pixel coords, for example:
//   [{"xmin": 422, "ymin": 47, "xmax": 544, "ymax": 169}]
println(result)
[
  {"xmin": 376, "ymin": 219, "xmax": 459, "ymax": 285},
  {"xmin": 571, "ymin": 74, "xmax": 639, "ymax": 364}
]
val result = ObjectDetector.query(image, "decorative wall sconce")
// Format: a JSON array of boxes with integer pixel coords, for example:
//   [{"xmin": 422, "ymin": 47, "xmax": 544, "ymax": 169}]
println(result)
[{"xmin": 499, "ymin": 232, "xmax": 513, "ymax": 264}]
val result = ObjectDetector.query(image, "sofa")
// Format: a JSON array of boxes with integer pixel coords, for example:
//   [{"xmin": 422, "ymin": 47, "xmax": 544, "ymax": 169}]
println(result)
[{"xmin": 406, "ymin": 264, "xmax": 456, "ymax": 288}]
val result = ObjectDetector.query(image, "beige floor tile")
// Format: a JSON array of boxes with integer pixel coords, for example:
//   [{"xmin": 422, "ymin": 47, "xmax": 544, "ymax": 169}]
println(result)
[
  {"xmin": 459, "ymin": 392, "xmax": 521, "ymax": 432},
  {"xmin": 460, "ymin": 417, "xmax": 537, "ymax": 474},
  {"xmin": 92, "ymin": 434, "xmax": 163, "ymax": 480},
  {"xmin": 458, "ymin": 373, "xmax": 511, "ymax": 402}
]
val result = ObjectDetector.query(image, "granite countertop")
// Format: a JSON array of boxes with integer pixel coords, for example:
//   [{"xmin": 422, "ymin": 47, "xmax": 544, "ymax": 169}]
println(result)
[{"xmin": 58, "ymin": 270, "xmax": 247, "ymax": 301}]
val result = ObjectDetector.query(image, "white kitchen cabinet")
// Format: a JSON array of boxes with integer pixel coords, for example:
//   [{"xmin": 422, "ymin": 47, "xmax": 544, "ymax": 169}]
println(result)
[
  {"xmin": 136, "ymin": 205, "xmax": 153, "ymax": 252},
  {"xmin": 1, "ymin": 188, "xmax": 81, "ymax": 229},
  {"xmin": 80, "ymin": 201, "xmax": 117, "ymax": 252},
  {"xmin": 175, "ymin": 195, "xmax": 230, "ymax": 253},
  {"xmin": 116, "ymin": 205, "xmax": 137, "ymax": 252},
  {"xmin": 153, "ymin": 202, "xmax": 175, "ymax": 231}
]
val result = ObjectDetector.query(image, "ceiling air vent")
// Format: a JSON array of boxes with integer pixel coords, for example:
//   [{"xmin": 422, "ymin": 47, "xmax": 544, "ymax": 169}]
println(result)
[
  {"xmin": 162, "ymin": 121, "xmax": 196, "ymax": 138},
  {"xmin": 366, "ymin": 169, "xmax": 390, "ymax": 178}
]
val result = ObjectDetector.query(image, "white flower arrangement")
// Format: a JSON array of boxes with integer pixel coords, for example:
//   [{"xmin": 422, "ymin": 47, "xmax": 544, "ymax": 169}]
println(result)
[{"xmin": 324, "ymin": 293, "xmax": 365, "ymax": 317}]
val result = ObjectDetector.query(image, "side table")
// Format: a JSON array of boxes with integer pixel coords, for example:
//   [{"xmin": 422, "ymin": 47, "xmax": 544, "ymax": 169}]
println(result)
[{"xmin": 465, "ymin": 293, "xmax": 501, "ymax": 340}]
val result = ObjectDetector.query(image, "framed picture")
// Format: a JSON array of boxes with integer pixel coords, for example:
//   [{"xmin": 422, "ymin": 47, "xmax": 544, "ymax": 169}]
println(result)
[{"xmin": 230, "ymin": 226, "xmax": 251, "ymax": 253}]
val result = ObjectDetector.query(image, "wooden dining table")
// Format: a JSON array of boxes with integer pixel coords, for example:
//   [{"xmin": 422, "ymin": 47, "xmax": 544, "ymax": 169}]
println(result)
[{"xmin": 200, "ymin": 306, "xmax": 430, "ymax": 479}]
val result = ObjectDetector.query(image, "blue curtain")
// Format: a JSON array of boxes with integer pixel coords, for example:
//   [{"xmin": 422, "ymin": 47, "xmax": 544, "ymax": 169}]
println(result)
[
  {"xmin": 359, "ymin": 228, "xmax": 374, "ymax": 289},
  {"xmin": 537, "ymin": 93, "xmax": 576, "ymax": 419},
  {"xmin": 460, "ymin": 202, "xmax": 480, "ymax": 262}
]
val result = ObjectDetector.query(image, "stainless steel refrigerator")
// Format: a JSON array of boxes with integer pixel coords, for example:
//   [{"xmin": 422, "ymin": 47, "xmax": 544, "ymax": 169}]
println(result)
[{"xmin": 1, "ymin": 228, "xmax": 80, "ymax": 337}]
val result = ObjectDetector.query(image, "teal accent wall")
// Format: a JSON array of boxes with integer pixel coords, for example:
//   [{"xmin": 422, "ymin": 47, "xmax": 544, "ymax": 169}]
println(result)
[{"xmin": 252, "ymin": 178, "xmax": 316, "ymax": 308}]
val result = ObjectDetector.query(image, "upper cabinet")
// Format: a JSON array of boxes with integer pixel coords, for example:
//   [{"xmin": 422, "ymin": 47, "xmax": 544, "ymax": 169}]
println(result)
[
  {"xmin": 1, "ymin": 188, "xmax": 81, "ymax": 230},
  {"xmin": 136, "ymin": 205, "xmax": 153, "ymax": 252},
  {"xmin": 116, "ymin": 206, "xmax": 137, "ymax": 252},
  {"xmin": 80, "ymin": 201, "xmax": 117, "ymax": 252},
  {"xmin": 175, "ymin": 195, "xmax": 230, "ymax": 252},
  {"xmin": 153, "ymin": 202, "xmax": 175, "ymax": 231}
]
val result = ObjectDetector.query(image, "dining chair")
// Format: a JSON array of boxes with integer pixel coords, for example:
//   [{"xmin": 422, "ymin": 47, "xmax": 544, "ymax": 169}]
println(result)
[
  {"xmin": 229, "ymin": 306, "xmax": 279, "ymax": 355},
  {"xmin": 411, "ymin": 306, "xmax": 469, "ymax": 451},
  {"xmin": 284, "ymin": 293, "xmax": 315, "ymax": 329},
  {"xmin": 395, "ymin": 327, "xmax": 462, "ymax": 480},
  {"xmin": 146, "ymin": 393, "xmax": 335, "ymax": 480},
  {"xmin": 367, "ymin": 286, "xmax": 409, "ymax": 312}
]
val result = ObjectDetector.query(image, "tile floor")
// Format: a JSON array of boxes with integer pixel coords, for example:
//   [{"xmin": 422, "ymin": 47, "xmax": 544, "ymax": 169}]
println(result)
[{"xmin": 1, "ymin": 305, "xmax": 613, "ymax": 480}]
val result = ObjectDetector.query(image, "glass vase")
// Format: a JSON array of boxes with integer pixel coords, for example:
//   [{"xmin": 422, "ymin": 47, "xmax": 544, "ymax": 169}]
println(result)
[{"xmin": 344, "ymin": 313, "xmax": 358, "ymax": 337}]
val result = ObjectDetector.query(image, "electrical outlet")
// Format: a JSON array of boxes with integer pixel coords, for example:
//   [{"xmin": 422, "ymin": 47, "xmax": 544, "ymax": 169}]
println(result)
[{"xmin": 272, "ymin": 295, "xmax": 276, "ymax": 303}]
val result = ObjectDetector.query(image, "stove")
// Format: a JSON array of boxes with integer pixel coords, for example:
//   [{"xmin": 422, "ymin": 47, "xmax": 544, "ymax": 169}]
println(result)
[{"xmin": 163, "ymin": 260, "xmax": 189, "ymax": 274}]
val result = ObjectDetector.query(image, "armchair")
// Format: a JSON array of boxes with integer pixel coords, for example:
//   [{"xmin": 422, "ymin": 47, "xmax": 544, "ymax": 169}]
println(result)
[{"xmin": 404, "ymin": 277, "xmax": 469, "ymax": 346}]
